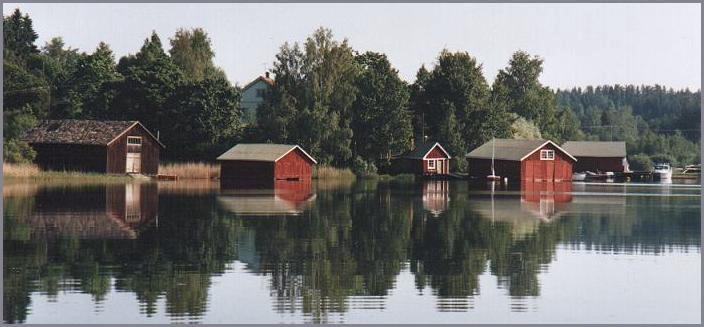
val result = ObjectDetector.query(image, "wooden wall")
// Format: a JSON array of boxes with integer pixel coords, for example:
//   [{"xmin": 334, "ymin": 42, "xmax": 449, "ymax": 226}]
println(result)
[
  {"xmin": 521, "ymin": 143, "xmax": 573, "ymax": 182},
  {"xmin": 466, "ymin": 158, "xmax": 522, "ymax": 181},
  {"xmin": 274, "ymin": 149, "xmax": 313, "ymax": 180},
  {"xmin": 573, "ymin": 156, "xmax": 625, "ymax": 173},
  {"xmin": 220, "ymin": 160, "xmax": 275, "ymax": 181},
  {"xmin": 31, "ymin": 143, "xmax": 107, "ymax": 173},
  {"xmin": 106, "ymin": 124, "xmax": 161, "ymax": 175}
]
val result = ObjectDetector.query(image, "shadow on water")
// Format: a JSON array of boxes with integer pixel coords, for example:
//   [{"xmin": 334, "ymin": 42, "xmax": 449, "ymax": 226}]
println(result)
[{"xmin": 3, "ymin": 178, "xmax": 700, "ymax": 323}]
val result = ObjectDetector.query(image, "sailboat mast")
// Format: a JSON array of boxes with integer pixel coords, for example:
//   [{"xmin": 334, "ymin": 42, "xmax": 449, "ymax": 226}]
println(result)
[{"xmin": 491, "ymin": 137, "xmax": 495, "ymax": 176}]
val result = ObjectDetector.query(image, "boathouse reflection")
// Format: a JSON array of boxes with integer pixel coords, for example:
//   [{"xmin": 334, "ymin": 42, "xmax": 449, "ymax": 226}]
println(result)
[{"xmin": 217, "ymin": 179, "xmax": 316, "ymax": 217}]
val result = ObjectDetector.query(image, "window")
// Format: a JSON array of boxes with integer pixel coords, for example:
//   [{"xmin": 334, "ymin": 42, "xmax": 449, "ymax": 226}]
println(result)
[
  {"xmin": 127, "ymin": 136, "xmax": 142, "ymax": 145},
  {"xmin": 256, "ymin": 89, "xmax": 266, "ymax": 98},
  {"xmin": 540, "ymin": 149, "xmax": 555, "ymax": 160},
  {"xmin": 428, "ymin": 160, "xmax": 435, "ymax": 169}
]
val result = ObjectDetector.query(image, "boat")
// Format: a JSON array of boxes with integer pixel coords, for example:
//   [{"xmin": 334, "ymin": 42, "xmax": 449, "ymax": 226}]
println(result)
[
  {"xmin": 572, "ymin": 172, "xmax": 587, "ymax": 181},
  {"xmin": 487, "ymin": 138, "xmax": 501, "ymax": 181},
  {"xmin": 653, "ymin": 163, "xmax": 673, "ymax": 181},
  {"xmin": 682, "ymin": 164, "xmax": 701, "ymax": 175}
]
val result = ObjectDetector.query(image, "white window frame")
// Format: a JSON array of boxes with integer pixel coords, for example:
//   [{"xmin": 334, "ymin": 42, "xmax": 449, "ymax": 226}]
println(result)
[
  {"xmin": 427, "ymin": 159, "xmax": 436, "ymax": 169},
  {"xmin": 127, "ymin": 136, "xmax": 142, "ymax": 146},
  {"xmin": 540, "ymin": 149, "xmax": 555, "ymax": 161}
]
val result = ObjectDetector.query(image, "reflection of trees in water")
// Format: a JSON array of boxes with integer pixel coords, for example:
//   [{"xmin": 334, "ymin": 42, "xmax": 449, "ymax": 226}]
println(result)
[
  {"xmin": 4, "ymin": 186, "xmax": 242, "ymax": 323},
  {"xmin": 3, "ymin": 181, "xmax": 700, "ymax": 323}
]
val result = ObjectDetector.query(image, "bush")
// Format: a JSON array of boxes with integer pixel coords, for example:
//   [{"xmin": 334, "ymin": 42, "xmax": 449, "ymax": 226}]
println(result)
[
  {"xmin": 3, "ymin": 139, "xmax": 36, "ymax": 164},
  {"xmin": 351, "ymin": 156, "xmax": 377, "ymax": 176},
  {"xmin": 629, "ymin": 153, "xmax": 653, "ymax": 171},
  {"xmin": 649, "ymin": 153, "xmax": 677, "ymax": 167}
]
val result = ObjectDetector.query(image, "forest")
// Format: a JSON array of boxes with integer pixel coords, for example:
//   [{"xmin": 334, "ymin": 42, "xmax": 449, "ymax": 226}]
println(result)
[{"xmin": 4, "ymin": 9, "xmax": 700, "ymax": 173}]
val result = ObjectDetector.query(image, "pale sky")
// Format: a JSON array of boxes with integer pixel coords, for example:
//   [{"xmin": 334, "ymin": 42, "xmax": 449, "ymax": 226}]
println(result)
[{"xmin": 4, "ymin": 3, "xmax": 701, "ymax": 90}]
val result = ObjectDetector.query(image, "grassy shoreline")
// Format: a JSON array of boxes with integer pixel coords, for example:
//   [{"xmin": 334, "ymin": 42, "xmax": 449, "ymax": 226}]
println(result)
[{"xmin": 4, "ymin": 162, "xmax": 415, "ymax": 182}]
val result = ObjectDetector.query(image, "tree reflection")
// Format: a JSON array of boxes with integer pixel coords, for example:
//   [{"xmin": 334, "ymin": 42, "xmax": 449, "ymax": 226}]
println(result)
[{"xmin": 3, "ymin": 180, "xmax": 700, "ymax": 323}]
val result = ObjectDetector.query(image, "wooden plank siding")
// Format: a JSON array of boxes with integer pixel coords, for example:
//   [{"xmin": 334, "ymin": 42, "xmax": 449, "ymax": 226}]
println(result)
[
  {"xmin": 106, "ymin": 124, "xmax": 161, "ymax": 175},
  {"xmin": 274, "ymin": 149, "xmax": 313, "ymax": 180},
  {"xmin": 521, "ymin": 143, "xmax": 573, "ymax": 182},
  {"xmin": 467, "ymin": 143, "xmax": 573, "ymax": 182},
  {"xmin": 573, "ymin": 156, "xmax": 625, "ymax": 173},
  {"xmin": 32, "ymin": 143, "xmax": 107, "ymax": 173}
]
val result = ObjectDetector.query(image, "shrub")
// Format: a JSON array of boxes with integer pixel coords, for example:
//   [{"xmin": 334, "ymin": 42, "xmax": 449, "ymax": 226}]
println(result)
[
  {"xmin": 351, "ymin": 156, "xmax": 377, "ymax": 176},
  {"xmin": 649, "ymin": 153, "xmax": 677, "ymax": 167},
  {"xmin": 3, "ymin": 139, "xmax": 36, "ymax": 164},
  {"xmin": 629, "ymin": 153, "xmax": 653, "ymax": 171}
]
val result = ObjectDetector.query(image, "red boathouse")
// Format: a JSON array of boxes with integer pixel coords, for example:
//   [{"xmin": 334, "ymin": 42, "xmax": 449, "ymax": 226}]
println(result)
[
  {"xmin": 465, "ymin": 139, "xmax": 576, "ymax": 182},
  {"xmin": 561, "ymin": 141, "xmax": 629, "ymax": 173},
  {"xmin": 390, "ymin": 142, "xmax": 452, "ymax": 176},
  {"xmin": 217, "ymin": 143, "xmax": 317, "ymax": 184}
]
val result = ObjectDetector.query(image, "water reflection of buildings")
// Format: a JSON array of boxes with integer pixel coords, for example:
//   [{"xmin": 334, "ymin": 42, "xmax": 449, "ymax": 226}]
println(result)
[
  {"xmin": 9, "ymin": 183, "xmax": 158, "ymax": 240},
  {"xmin": 471, "ymin": 181, "xmax": 572, "ymax": 238},
  {"xmin": 217, "ymin": 180, "xmax": 316, "ymax": 217},
  {"xmin": 421, "ymin": 180, "xmax": 450, "ymax": 216}
]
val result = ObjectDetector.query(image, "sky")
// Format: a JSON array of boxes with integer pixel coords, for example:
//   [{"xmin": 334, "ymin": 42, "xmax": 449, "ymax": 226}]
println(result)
[{"xmin": 3, "ymin": 3, "xmax": 701, "ymax": 90}]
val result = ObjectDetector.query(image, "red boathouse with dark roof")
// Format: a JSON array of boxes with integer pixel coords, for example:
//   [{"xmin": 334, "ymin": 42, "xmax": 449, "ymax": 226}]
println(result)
[
  {"xmin": 216, "ymin": 143, "xmax": 317, "ymax": 185},
  {"xmin": 391, "ymin": 142, "xmax": 452, "ymax": 176},
  {"xmin": 465, "ymin": 139, "xmax": 576, "ymax": 182},
  {"xmin": 22, "ymin": 120, "xmax": 165, "ymax": 175}
]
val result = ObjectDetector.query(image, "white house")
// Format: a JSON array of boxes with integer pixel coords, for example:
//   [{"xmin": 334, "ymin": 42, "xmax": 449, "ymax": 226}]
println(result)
[{"xmin": 240, "ymin": 72, "xmax": 274, "ymax": 125}]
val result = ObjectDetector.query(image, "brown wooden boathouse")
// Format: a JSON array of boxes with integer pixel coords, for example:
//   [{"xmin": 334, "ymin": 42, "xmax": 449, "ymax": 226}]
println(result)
[
  {"xmin": 217, "ymin": 143, "xmax": 317, "ymax": 183},
  {"xmin": 22, "ymin": 119, "xmax": 164, "ymax": 175}
]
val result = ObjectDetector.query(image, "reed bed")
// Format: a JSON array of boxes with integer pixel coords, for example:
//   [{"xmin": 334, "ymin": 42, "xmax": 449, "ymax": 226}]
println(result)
[
  {"xmin": 3, "ymin": 163, "xmax": 130, "ymax": 182},
  {"xmin": 158, "ymin": 162, "xmax": 220, "ymax": 180},
  {"xmin": 313, "ymin": 166, "xmax": 356, "ymax": 180}
]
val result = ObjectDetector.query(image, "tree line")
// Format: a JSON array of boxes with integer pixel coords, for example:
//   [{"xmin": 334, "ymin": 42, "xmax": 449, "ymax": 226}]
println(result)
[{"xmin": 4, "ymin": 9, "xmax": 700, "ymax": 172}]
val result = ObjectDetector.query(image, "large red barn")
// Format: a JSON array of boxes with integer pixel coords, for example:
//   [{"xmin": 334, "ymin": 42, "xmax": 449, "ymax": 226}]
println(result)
[
  {"xmin": 465, "ymin": 139, "xmax": 576, "ymax": 182},
  {"xmin": 217, "ymin": 144, "xmax": 317, "ymax": 185}
]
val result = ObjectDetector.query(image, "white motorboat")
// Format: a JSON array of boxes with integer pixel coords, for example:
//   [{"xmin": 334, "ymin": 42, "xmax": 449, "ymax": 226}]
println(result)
[
  {"xmin": 572, "ymin": 172, "xmax": 587, "ymax": 181},
  {"xmin": 653, "ymin": 163, "xmax": 673, "ymax": 180}
]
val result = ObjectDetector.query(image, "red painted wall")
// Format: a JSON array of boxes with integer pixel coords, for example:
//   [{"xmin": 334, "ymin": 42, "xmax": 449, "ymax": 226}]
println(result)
[
  {"xmin": 467, "ymin": 143, "xmax": 573, "ymax": 182},
  {"xmin": 274, "ymin": 148, "xmax": 313, "ymax": 180},
  {"xmin": 521, "ymin": 143, "xmax": 573, "ymax": 182},
  {"xmin": 425, "ymin": 146, "xmax": 448, "ymax": 159},
  {"xmin": 106, "ymin": 124, "xmax": 161, "ymax": 175}
]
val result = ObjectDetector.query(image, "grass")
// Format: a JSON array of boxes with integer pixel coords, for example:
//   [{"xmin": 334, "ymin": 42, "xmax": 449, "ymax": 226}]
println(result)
[
  {"xmin": 313, "ymin": 166, "xmax": 356, "ymax": 180},
  {"xmin": 158, "ymin": 162, "xmax": 219, "ymax": 180},
  {"xmin": 3, "ymin": 163, "xmax": 131, "ymax": 182}
]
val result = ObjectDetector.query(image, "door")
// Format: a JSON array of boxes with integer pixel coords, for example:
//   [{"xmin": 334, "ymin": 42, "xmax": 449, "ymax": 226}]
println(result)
[{"xmin": 126, "ymin": 153, "xmax": 141, "ymax": 173}]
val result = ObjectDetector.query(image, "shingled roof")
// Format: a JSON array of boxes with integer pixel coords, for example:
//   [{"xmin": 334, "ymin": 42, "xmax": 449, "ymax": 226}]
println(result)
[
  {"xmin": 400, "ymin": 142, "xmax": 451, "ymax": 159},
  {"xmin": 562, "ymin": 141, "xmax": 626, "ymax": 158},
  {"xmin": 21, "ymin": 119, "xmax": 164, "ymax": 147},
  {"xmin": 216, "ymin": 143, "xmax": 317, "ymax": 164},
  {"xmin": 466, "ymin": 139, "xmax": 576, "ymax": 162}
]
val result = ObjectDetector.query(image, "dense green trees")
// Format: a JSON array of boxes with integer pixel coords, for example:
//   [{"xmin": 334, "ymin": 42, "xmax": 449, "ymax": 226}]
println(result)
[
  {"xmin": 2, "ymin": 9, "xmax": 700, "ymax": 168},
  {"xmin": 3, "ymin": 9, "xmax": 243, "ymax": 162},
  {"xmin": 557, "ymin": 86, "xmax": 701, "ymax": 167}
]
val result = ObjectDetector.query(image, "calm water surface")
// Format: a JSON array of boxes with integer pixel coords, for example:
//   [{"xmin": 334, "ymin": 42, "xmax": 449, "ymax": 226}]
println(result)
[{"xmin": 3, "ymin": 179, "xmax": 701, "ymax": 324}]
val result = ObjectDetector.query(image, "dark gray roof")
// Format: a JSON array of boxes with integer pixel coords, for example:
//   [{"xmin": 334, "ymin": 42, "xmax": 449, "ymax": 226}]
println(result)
[
  {"xmin": 562, "ymin": 141, "xmax": 626, "ymax": 158},
  {"xmin": 216, "ymin": 143, "xmax": 317, "ymax": 163},
  {"xmin": 466, "ymin": 139, "xmax": 576, "ymax": 162},
  {"xmin": 22, "ymin": 120, "xmax": 139, "ymax": 146},
  {"xmin": 400, "ymin": 142, "xmax": 451, "ymax": 159}
]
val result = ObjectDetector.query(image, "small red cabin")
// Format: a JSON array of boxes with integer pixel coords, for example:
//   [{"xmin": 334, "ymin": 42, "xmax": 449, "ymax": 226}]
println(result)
[
  {"xmin": 391, "ymin": 142, "xmax": 451, "ymax": 175},
  {"xmin": 217, "ymin": 143, "xmax": 317, "ymax": 184},
  {"xmin": 465, "ymin": 139, "xmax": 576, "ymax": 182}
]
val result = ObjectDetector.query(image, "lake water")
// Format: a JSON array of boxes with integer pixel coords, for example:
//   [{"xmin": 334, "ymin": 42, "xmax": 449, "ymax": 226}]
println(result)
[{"xmin": 3, "ymin": 179, "xmax": 701, "ymax": 324}]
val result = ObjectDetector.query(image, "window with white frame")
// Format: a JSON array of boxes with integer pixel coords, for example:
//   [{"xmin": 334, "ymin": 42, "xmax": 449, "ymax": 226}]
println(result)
[
  {"xmin": 127, "ymin": 136, "xmax": 142, "ymax": 145},
  {"xmin": 428, "ymin": 160, "xmax": 436, "ymax": 169},
  {"xmin": 540, "ymin": 149, "xmax": 555, "ymax": 160}
]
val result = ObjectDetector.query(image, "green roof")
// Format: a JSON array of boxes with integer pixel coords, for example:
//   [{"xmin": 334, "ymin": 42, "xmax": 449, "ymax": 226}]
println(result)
[
  {"xmin": 562, "ymin": 141, "xmax": 626, "ymax": 158},
  {"xmin": 216, "ymin": 143, "xmax": 317, "ymax": 163}
]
